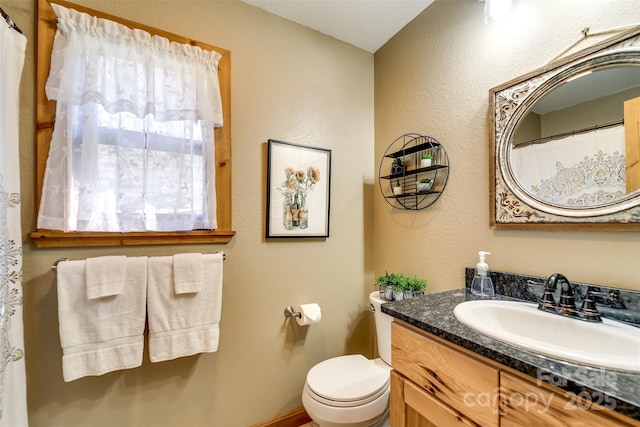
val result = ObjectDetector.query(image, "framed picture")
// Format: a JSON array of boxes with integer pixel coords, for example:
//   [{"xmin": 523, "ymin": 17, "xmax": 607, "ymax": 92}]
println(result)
[{"xmin": 266, "ymin": 139, "xmax": 331, "ymax": 238}]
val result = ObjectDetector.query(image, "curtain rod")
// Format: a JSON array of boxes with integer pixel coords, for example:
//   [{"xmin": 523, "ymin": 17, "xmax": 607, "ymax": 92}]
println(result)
[
  {"xmin": 513, "ymin": 120, "xmax": 624, "ymax": 149},
  {"xmin": 51, "ymin": 252, "xmax": 226, "ymax": 271}
]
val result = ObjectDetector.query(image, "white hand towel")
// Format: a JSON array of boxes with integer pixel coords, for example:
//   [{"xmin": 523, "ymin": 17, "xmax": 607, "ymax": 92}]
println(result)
[
  {"xmin": 147, "ymin": 253, "xmax": 223, "ymax": 363},
  {"xmin": 85, "ymin": 255, "xmax": 127, "ymax": 299},
  {"xmin": 57, "ymin": 257, "xmax": 148, "ymax": 382},
  {"xmin": 173, "ymin": 253, "xmax": 202, "ymax": 294}
]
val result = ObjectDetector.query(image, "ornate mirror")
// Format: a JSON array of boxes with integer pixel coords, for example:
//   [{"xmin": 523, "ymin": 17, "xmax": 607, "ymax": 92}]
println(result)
[{"xmin": 490, "ymin": 26, "xmax": 640, "ymax": 231}]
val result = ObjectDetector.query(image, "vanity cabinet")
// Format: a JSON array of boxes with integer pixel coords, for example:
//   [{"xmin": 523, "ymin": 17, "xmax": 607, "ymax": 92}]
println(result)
[
  {"xmin": 391, "ymin": 322, "xmax": 499, "ymax": 427},
  {"xmin": 391, "ymin": 321, "xmax": 640, "ymax": 427},
  {"xmin": 500, "ymin": 372, "xmax": 635, "ymax": 427},
  {"xmin": 390, "ymin": 370, "xmax": 478, "ymax": 427}
]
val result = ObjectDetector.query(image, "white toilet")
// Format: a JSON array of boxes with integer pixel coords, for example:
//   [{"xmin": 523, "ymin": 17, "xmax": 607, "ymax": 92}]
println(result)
[{"xmin": 302, "ymin": 291, "xmax": 393, "ymax": 427}]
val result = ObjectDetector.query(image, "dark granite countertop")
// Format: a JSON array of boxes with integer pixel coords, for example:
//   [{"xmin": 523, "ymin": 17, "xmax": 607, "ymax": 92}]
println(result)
[{"xmin": 381, "ymin": 289, "xmax": 640, "ymax": 421}]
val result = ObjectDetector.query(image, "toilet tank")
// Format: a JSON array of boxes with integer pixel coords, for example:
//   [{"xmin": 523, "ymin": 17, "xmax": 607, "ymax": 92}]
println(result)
[{"xmin": 369, "ymin": 291, "xmax": 393, "ymax": 365}]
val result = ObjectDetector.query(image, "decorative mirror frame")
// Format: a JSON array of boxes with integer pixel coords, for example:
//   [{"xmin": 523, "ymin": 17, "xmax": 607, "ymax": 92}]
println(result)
[{"xmin": 490, "ymin": 25, "xmax": 640, "ymax": 231}]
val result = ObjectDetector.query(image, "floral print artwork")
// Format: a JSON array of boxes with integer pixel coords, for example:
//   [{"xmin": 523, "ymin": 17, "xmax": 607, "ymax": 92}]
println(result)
[{"xmin": 279, "ymin": 166, "xmax": 320, "ymax": 229}]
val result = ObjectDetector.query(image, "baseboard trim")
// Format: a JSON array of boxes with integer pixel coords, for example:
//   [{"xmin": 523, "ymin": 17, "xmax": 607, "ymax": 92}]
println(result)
[{"xmin": 252, "ymin": 407, "xmax": 312, "ymax": 427}]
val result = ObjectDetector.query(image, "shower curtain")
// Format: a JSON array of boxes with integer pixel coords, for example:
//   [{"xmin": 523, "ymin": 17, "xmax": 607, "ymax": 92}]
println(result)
[
  {"xmin": 510, "ymin": 125, "xmax": 626, "ymax": 206},
  {"xmin": 0, "ymin": 17, "xmax": 28, "ymax": 427}
]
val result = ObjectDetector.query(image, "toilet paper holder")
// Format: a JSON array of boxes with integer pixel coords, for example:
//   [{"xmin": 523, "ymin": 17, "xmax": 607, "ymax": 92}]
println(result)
[{"xmin": 283, "ymin": 306, "xmax": 302, "ymax": 319}]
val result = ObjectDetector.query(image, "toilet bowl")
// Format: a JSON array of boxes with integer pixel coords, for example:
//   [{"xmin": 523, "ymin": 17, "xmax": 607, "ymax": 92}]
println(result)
[{"xmin": 302, "ymin": 292, "xmax": 393, "ymax": 427}]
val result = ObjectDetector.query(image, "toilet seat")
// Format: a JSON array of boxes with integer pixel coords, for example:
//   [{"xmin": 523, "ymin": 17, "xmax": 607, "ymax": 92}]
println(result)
[
  {"xmin": 306, "ymin": 355, "xmax": 390, "ymax": 408},
  {"xmin": 304, "ymin": 381, "xmax": 389, "ymax": 408}
]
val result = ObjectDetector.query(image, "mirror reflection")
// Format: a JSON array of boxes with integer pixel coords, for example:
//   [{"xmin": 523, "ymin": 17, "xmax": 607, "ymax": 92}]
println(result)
[{"xmin": 510, "ymin": 65, "xmax": 640, "ymax": 208}]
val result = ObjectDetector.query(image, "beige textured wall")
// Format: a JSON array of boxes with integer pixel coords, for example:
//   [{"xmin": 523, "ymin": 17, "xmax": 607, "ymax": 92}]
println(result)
[
  {"xmin": 374, "ymin": 0, "xmax": 640, "ymax": 294},
  {"xmin": 542, "ymin": 87, "xmax": 640, "ymax": 135},
  {"xmin": 8, "ymin": 0, "xmax": 374, "ymax": 425},
  {"xmin": 5, "ymin": 0, "xmax": 640, "ymax": 425}
]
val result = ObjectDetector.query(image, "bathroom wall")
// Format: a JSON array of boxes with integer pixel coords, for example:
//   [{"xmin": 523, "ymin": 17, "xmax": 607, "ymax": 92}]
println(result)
[
  {"xmin": 6, "ymin": 0, "xmax": 640, "ymax": 425},
  {"xmin": 541, "ymin": 87, "xmax": 640, "ymax": 135},
  {"xmin": 374, "ymin": 0, "xmax": 640, "ymax": 294},
  {"xmin": 8, "ymin": 0, "xmax": 375, "ymax": 425}
]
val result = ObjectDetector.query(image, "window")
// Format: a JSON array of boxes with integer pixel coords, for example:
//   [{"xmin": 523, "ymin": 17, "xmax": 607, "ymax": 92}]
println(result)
[{"xmin": 32, "ymin": 0, "xmax": 234, "ymax": 247}]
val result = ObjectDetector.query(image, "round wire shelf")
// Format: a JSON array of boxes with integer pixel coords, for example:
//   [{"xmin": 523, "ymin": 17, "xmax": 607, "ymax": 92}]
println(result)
[{"xmin": 378, "ymin": 133, "xmax": 449, "ymax": 210}]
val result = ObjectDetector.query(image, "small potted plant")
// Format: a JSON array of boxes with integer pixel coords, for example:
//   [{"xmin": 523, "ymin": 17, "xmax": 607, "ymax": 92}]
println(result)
[
  {"xmin": 391, "ymin": 157, "xmax": 405, "ymax": 175},
  {"xmin": 392, "ymin": 179, "xmax": 403, "ymax": 196},
  {"xmin": 374, "ymin": 271, "xmax": 393, "ymax": 300},
  {"xmin": 416, "ymin": 177, "xmax": 433, "ymax": 193},
  {"xmin": 375, "ymin": 271, "xmax": 403, "ymax": 300},
  {"xmin": 420, "ymin": 153, "xmax": 433, "ymax": 168},
  {"xmin": 375, "ymin": 272, "xmax": 427, "ymax": 301},
  {"xmin": 392, "ymin": 275, "xmax": 409, "ymax": 301},
  {"xmin": 406, "ymin": 276, "xmax": 428, "ymax": 298}
]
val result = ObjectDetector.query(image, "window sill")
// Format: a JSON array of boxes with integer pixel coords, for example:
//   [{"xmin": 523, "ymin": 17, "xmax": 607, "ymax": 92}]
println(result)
[{"xmin": 29, "ymin": 229, "xmax": 236, "ymax": 248}]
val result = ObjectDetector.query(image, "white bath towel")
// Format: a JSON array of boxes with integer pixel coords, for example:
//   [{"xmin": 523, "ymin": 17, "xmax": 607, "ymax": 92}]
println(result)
[
  {"xmin": 56, "ymin": 257, "xmax": 148, "ymax": 382},
  {"xmin": 85, "ymin": 255, "xmax": 127, "ymax": 299},
  {"xmin": 147, "ymin": 253, "xmax": 223, "ymax": 363},
  {"xmin": 173, "ymin": 253, "xmax": 202, "ymax": 294}
]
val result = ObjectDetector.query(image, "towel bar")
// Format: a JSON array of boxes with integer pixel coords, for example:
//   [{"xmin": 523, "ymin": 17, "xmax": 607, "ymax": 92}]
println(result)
[
  {"xmin": 51, "ymin": 252, "xmax": 226, "ymax": 271},
  {"xmin": 51, "ymin": 258, "xmax": 70, "ymax": 271}
]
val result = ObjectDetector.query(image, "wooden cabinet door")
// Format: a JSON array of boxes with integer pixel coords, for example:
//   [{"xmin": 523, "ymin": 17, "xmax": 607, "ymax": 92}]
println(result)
[
  {"xmin": 392, "ymin": 322, "xmax": 499, "ymax": 427},
  {"xmin": 391, "ymin": 370, "xmax": 479, "ymax": 427},
  {"xmin": 500, "ymin": 372, "xmax": 638, "ymax": 427}
]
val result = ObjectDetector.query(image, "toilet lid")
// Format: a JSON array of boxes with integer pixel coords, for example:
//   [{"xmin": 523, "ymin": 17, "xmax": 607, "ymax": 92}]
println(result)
[{"xmin": 306, "ymin": 355, "xmax": 390, "ymax": 403}]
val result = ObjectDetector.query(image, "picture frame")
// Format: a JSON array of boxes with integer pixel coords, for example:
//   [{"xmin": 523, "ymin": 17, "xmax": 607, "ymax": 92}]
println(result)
[{"xmin": 266, "ymin": 139, "xmax": 331, "ymax": 238}]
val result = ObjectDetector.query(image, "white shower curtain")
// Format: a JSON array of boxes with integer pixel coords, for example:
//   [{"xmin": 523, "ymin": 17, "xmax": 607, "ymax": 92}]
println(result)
[
  {"xmin": 510, "ymin": 125, "xmax": 626, "ymax": 205},
  {"xmin": 0, "ymin": 17, "xmax": 28, "ymax": 427}
]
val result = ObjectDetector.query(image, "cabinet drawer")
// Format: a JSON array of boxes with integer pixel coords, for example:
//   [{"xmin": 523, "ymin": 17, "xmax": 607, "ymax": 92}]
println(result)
[
  {"xmin": 404, "ymin": 377, "xmax": 479, "ymax": 426},
  {"xmin": 500, "ymin": 372, "xmax": 640, "ymax": 427},
  {"xmin": 392, "ymin": 322, "xmax": 499, "ymax": 427}
]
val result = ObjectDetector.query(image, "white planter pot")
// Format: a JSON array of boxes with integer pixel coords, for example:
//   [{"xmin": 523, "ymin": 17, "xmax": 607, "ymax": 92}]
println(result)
[
  {"xmin": 393, "ymin": 186, "xmax": 403, "ymax": 196},
  {"xmin": 420, "ymin": 158, "xmax": 432, "ymax": 168},
  {"xmin": 416, "ymin": 180, "xmax": 434, "ymax": 192}
]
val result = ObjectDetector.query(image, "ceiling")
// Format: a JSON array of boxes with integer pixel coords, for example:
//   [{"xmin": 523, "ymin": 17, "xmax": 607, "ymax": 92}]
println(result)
[
  {"xmin": 241, "ymin": 0, "xmax": 435, "ymax": 53},
  {"xmin": 241, "ymin": 1, "xmax": 633, "ymax": 115}
]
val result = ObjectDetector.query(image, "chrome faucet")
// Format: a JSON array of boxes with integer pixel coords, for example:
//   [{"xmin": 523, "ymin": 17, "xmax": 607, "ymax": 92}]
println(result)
[{"xmin": 537, "ymin": 273, "xmax": 603, "ymax": 323}]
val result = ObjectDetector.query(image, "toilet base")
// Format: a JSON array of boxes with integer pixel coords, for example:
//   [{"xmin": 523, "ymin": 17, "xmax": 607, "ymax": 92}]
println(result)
[
  {"xmin": 368, "ymin": 408, "xmax": 390, "ymax": 427},
  {"xmin": 302, "ymin": 383, "xmax": 389, "ymax": 427},
  {"xmin": 307, "ymin": 409, "xmax": 389, "ymax": 427}
]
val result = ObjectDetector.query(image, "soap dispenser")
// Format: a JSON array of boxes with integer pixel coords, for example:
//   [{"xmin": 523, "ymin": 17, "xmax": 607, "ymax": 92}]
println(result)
[{"xmin": 471, "ymin": 251, "xmax": 494, "ymax": 297}]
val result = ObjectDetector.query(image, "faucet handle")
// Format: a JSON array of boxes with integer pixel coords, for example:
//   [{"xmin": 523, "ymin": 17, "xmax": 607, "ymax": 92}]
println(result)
[
  {"xmin": 537, "ymin": 279, "xmax": 557, "ymax": 312},
  {"xmin": 580, "ymin": 290, "xmax": 603, "ymax": 322},
  {"xmin": 537, "ymin": 274, "xmax": 563, "ymax": 312},
  {"xmin": 538, "ymin": 291, "xmax": 557, "ymax": 312}
]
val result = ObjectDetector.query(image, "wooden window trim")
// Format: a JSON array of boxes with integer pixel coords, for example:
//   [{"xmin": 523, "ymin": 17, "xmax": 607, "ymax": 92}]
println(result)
[{"xmin": 31, "ymin": 0, "xmax": 234, "ymax": 247}]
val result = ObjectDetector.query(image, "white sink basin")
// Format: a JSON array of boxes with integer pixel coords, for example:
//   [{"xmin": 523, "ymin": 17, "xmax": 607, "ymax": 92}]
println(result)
[{"xmin": 453, "ymin": 300, "xmax": 640, "ymax": 373}]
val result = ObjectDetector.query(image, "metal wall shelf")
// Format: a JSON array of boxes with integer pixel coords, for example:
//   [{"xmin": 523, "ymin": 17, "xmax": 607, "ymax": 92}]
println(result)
[
  {"xmin": 380, "ymin": 164, "xmax": 448, "ymax": 180},
  {"xmin": 378, "ymin": 133, "xmax": 449, "ymax": 210}
]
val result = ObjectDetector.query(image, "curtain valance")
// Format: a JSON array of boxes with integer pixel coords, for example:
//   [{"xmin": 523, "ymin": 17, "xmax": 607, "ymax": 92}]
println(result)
[{"xmin": 46, "ymin": 3, "xmax": 223, "ymax": 125}]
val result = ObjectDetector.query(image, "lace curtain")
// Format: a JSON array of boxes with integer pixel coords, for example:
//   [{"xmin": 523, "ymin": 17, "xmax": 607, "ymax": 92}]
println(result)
[
  {"xmin": 37, "ymin": 3, "xmax": 223, "ymax": 232},
  {"xmin": 0, "ymin": 17, "xmax": 28, "ymax": 426},
  {"xmin": 510, "ymin": 125, "xmax": 626, "ymax": 206}
]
